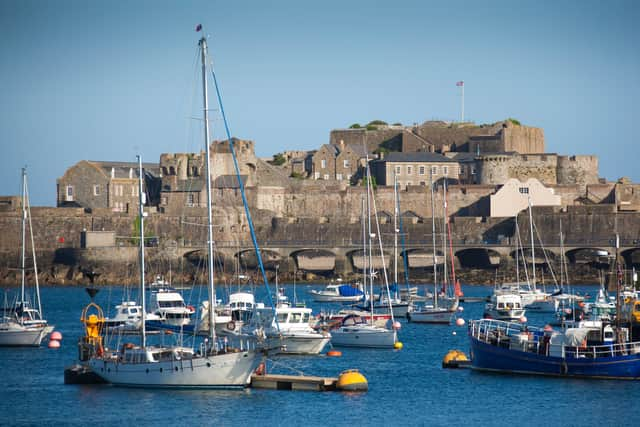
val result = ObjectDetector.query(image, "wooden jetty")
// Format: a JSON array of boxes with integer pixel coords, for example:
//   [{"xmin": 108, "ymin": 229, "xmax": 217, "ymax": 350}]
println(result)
[{"xmin": 250, "ymin": 373, "xmax": 339, "ymax": 391}]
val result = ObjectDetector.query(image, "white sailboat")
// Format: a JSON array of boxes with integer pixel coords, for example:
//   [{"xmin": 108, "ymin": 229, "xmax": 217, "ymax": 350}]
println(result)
[
  {"xmin": 0, "ymin": 168, "xmax": 54, "ymax": 346},
  {"xmin": 331, "ymin": 161, "xmax": 398, "ymax": 348},
  {"xmin": 408, "ymin": 173, "xmax": 459, "ymax": 324},
  {"xmin": 86, "ymin": 30, "xmax": 269, "ymax": 387}
]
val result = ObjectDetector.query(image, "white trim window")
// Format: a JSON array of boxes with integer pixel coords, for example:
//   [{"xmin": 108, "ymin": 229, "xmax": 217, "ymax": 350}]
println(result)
[
  {"xmin": 343, "ymin": 159, "xmax": 350, "ymax": 168},
  {"xmin": 66, "ymin": 185, "xmax": 74, "ymax": 201},
  {"xmin": 395, "ymin": 166, "xmax": 401, "ymax": 175},
  {"xmin": 431, "ymin": 166, "xmax": 438, "ymax": 175},
  {"xmin": 93, "ymin": 185, "xmax": 100, "ymax": 196},
  {"xmin": 443, "ymin": 166, "xmax": 449, "ymax": 176},
  {"xmin": 419, "ymin": 166, "xmax": 425, "ymax": 175},
  {"xmin": 407, "ymin": 166, "xmax": 413, "ymax": 175},
  {"xmin": 321, "ymin": 159, "xmax": 327, "ymax": 169}
]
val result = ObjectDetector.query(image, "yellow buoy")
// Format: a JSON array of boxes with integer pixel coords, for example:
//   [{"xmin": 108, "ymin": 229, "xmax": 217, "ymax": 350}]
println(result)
[
  {"xmin": 337, "ymin": 369, "xmax": 368, "ymax": 392},
  {"xmin": 442, "ymin": 349, "xmax": 470, "ymax": 368},
  {"xmin": 394, "ymin": 341, "xmax": 403, "ymax": 350}
]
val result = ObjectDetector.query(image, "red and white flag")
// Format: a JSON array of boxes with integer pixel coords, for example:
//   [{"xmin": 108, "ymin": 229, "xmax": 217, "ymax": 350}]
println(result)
[{"xmin": 456, "ymin": 81, "xmax": 464, "ymax": 87}]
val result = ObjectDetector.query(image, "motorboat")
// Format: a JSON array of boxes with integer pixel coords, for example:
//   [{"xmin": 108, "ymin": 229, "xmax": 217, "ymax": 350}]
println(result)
[
  {"xmin": 308, "ymin": 283, "xmax": 365, "ymax": 303},
  {"xmin": 468, "ymin": 318, "xmax": 640, "ymax": 379},
  {"xmin": 148, "ymin": 288, "xmax": 194, "ymax": 327},
  {"xmin": 272, "ymin": 305, "xmax": 331, "ymax": 354},
  {"xmin": 484, "ymin": 293, "xmax": 526, "ymax": 321},
  {"xmin": 330, "ymin": 314, "xmax": 398, "ymax": 348}
]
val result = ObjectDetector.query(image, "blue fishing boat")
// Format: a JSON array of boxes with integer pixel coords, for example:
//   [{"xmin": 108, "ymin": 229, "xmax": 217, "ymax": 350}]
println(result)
[{"xmin": 468, "ymin": 318, "xmax": 640, "ymax": 379}]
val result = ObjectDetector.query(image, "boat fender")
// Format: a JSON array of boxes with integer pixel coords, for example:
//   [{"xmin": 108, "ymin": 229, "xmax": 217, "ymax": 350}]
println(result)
[
  {"xmin": 187, "ymin": 305, "xmax": 195, "ymax": 313},
  {"xmin": 227, "ymin": 321, "xmax": 236, "ymax": 331},
  {"xmin": 96, "ymin": 344, "xmax": 104, "ymax": 357}
]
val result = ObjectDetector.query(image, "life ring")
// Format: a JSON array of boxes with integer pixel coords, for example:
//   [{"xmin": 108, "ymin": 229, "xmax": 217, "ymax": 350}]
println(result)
[
  {"xmin": 226, "ymin": 321, "xmax": 236, "ymax": 331},
  {"xmin": 187, "ymin": 305, "xmax": 195, "ymax": 314}
]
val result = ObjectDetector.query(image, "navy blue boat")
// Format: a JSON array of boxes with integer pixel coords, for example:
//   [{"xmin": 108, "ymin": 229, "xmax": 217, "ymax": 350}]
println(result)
[{"xmin": 469, "ymin": 319, "xmax": 640, "ymax": 379}]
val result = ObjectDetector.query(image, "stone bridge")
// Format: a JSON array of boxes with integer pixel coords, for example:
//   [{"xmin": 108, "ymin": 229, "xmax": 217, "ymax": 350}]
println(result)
[{"xmin": 180, "ymin": 238, "xmax": 640, "ymax": 276}]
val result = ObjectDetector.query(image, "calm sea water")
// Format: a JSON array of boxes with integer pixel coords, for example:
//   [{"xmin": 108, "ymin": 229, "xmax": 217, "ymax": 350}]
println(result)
[{"xmin": 2, "ymin": 283, "xmax": 640, "ymax": 426}]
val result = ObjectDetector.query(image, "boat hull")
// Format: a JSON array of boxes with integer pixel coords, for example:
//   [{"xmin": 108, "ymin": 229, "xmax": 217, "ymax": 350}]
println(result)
[
  {"xmin": 469, "ymin": 335, "xmax": 640, "ymax": 379},
  {"xmin": 309, "ymin": 291, "xmax": 363, "ymax": 303},
  {"xmin": 331, "ymin": 328, "xmax": 397, "ymax": 348},
  {"xmin": 280, "ymin": 333, "xmax": 331, "ymax": 355},
  {"xmin": 408, "ymin": 309, "xmax": 454, "ymax": 324},
  {"xmin": 89, "ymin": 350, "xmax": 261, "ymax": 388},
  {"xmin": 0, "ymin": 324, "xmax": 53, "ymax": 347}
]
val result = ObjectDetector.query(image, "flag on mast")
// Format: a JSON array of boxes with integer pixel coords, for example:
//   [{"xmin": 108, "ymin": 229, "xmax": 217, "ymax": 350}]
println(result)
[
  {"xmin": 456, "ymin": 81, "xmax": 464, "ymax": 87},
  {"xmin": 196, "ymin": 24, "xmax": 203, "ymax": 32}
]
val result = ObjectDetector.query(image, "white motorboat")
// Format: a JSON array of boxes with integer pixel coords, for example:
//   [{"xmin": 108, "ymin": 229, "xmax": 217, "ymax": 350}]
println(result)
[
  {"xmin": 148, "ymin": 288, "xmax": 194, "ymax": 327},
  {"xmin": 330, "ymin": 314, "xmax": 397, "ymax": 348},
  {"xmin": 104, "ymin": 301, "xmax": 144, "ymax": 333},
  {"xmin": 484, "ymin": 293, "xmax": 526, "ymax": 321},
  {"xmin": 0, "ymin": 168, "xmax": 54, "ymax": 347},
  {"xmin": 273, "ymin": 305, "xmax": 330, "ymax": 354},
  {"xmin": 308, "ymin": 283, "xmax": 365, "ymax": 303}
]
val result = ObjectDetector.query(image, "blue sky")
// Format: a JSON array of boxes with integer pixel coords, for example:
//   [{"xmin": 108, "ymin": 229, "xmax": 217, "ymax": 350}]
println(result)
[{"xmin": 1, "ymin": 0, "xmax": 638, "ymax": 206}]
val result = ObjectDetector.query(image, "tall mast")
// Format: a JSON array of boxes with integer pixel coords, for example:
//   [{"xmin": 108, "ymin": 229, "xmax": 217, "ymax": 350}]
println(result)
[
  {"xmin": 137, "ymin": 155, "xmax": 147, "ymax": 347},
  {"xmin": 20, "ymin": 167, "xmax": 26, "ymax": 305},
  {"xmin": 528, "ymin": 197, "xmax": 536, "ymax": 289},
  {"xmin": 430, "ymin": 169, "xmax": 438, "ymax": 306},
  {"xmin": 365, "ymin": 158, "xmax": 374, "ymax": 322},
  {"xmin": 199, "ymin": 35, "xmax": 217, "ymax": 341},
  {"xmin": 442, "ymin": 180, "xmax": 448, "ymax": 293},
  {"xmin": 393, "ymin": 173, "xmax": 398, "ymax": 294},
  {"xmin": 361, "ymin": 196, "xmax": 367, "ymax": 300}
]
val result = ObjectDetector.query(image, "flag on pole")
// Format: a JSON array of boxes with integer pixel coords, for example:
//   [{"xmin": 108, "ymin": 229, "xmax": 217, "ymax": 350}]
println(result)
[
  {"xmin": 196, "ymin": 24, "xmax": 202, "ymax": 32},
  {"xmin": 456, "ymin": 81, "xmax": 464, "ymax": 87}
]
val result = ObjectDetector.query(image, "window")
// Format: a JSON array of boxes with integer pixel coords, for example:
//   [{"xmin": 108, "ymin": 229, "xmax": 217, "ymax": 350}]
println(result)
[
  {"xmin": 314, "ymin": 172, "xmax": 320, "ymax": 179},
  {"xmin": 395, "ymin": 166, "xmax": 401, "ymax": 175},
  {"xmin": 346, "ymin": 174, "xmax": 352, "ymax": 181},
  {"xmin": 66, "ymin": 185, "xmax": 73, "ymax": 201},
  {"xmin": 321, "ymin": 159, "xmax": 327, "ymax": 169},
  {"xmin": 459, "ymin": 165, "xmax": 465, "ymax": 175},
  {"xmin": 519, "ymin": 187, "xmax": 529, "ymax": 194},
  {"xmin": 431, "ymin": 166, "xmax": 438, "ymax": 175},
  {"xmin": 336, "ymin": 173, "xmax": 343, "ymax": 181},
  {"xmin": 343, "ymin": 160, "xmax": 350, "ymax": 168},
  {"xmin": 419, "ymin": 166, "xmax": 425, "ymax": 175},
  {"xmin": 187, "ymin": 193, "xmax": 195, "ymax": 206},
  {"xmin": 471, "ymin": 167, "xmax": 477, "ymax": 175},
  {"xmin": 93, "ymin": 185, "xmax": 100, "ymax": 196},
  {"xmin": 443, "ymin": 166, "xmax": 449, "ymax": 175},
  {"xmin": 323, "ymin": 174, "xmax": 329, "ymax": 180},
  {"xmin": 407, "ymin": 166, "xmax": 413, "ymax": 175}
]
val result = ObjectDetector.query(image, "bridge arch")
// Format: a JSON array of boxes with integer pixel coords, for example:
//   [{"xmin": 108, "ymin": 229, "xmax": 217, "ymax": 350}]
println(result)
[
  {"xmin": 290, "ymin": 249, "xmax": 336, "ymax": 273},
  {"xmin": 456, "ymin": 248, "xmax": 501, "ymax": 269}
]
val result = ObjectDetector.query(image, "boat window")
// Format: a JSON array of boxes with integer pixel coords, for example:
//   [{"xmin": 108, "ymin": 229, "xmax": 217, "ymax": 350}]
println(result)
[
  {"xmin": 497, "ymin": 303, "xmax": 505, "ymax": 309},
  {"xmin": 291, "ymin": 313, "xmax": 302, "ymax": 323},
  {"xmin": 277, "ymin": 313, "xmax": 288, "ymax": 323},
  {"xmin": 130, "ymin": 308, "xmax": 138, "ymax": 314},
  {"xmin": 302, "ymin": 313, "xmax": 310, "ymax": 323}
]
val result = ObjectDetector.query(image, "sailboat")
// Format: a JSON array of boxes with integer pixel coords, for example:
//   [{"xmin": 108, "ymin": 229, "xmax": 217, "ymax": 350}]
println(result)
[
  {"xmin": 85, "ymin": 30, "xmax": 271, "ymax": 388},
  {"xmin": 408, "ymin": 173, "xmax": 459, "ymax": 323},
  {"xmin": 359, "ymin": 174, "xmax": 412, "ymax": 317},
  {"xmin": 330, "ymin": 161, "xmax": 399, "ymax": 348},
  {"xmin": 0, "ymin": 168, "xmax": 54, "ymax": 346}
]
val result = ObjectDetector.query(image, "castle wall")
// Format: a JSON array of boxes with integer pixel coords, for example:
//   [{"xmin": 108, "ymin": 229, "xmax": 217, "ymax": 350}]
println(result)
[
  {"xmin": 502, "ymin": 125, "xmax": 545, "ymax": 153},
  {"xmin": 556, "ymin": 155, "xmax": 599, "ymax": 186}
]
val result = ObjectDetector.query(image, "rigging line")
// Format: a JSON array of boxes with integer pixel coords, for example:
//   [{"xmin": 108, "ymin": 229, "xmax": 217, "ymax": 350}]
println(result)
[
  {"xmin": 531, "ymin": 220, "xmax": 559, "ymax": 287},
  {"xmin": 395, "ymin": 185, "xmax": 411, "ymax": 291},
  {"xmin": 206, "ymin": 48, "xmax": 278, "ymax": 325}
]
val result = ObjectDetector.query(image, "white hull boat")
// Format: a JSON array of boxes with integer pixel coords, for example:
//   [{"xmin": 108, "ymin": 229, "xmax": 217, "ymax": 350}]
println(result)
[
  {"xmin": 330, "ymin": 315, "xmax": 397, "ymax": 348},
  {"xmin": 0, "ymin": 322, "xmax": 53, "ymax": 346},
  {"xmin": 89, "ymin": 341, "xmax": 260, "ymax": 388},
  {"xmin": 407, "ymin": 306, "xmax": 455, "ymax": 324}
]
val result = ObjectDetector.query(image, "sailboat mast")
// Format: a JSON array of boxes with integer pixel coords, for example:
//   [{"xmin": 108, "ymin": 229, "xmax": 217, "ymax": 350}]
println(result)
[
  {"xmin": 442, "ymin": 180, "xmax": 448, "ymax": 292},
  {"xmin": 430, "ymin": 169, "xmax": 438, "ymax": 306},
  {"xmin": 361, "ymin": 196, "xmax": 367, "ymax": 300},
  {"xmin": 25, "ymin": 176, "xmax": 42, "ymax": 316},
  {"xmin": 393, "ymin": 173, "xmax": 398, "ymax": 293},
  {"xmin": 528, "ymin": 197, "xmax": 536, "ymax": 289},
  {"xmin": 365, "ymin": 161, "xmax": 374, "ymax": 321},
  {"xmin": 137, "ymin": 155, "xmax": 147, "ymax": 347},
  {"xmin": 20, "ymin": 168, "xmax": 26, "ymax": 305},
  {"xmin": 199, "ymin": 36, "xmax": 217, "ymax": 341}
]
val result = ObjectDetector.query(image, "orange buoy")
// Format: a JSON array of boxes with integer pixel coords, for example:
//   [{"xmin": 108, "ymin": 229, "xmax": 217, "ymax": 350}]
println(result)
[
  {"xmin": 50, "ymin": 331, "xmax": 62, "ymax": 341},
  {"xmin": 327, "ymin": 350, "xmax": 342, "ymax": 357},
  {"xmin": 48, "ymin": 339, "xmax": 61, "ymax": 349},
  {"xmin": 455, "ymin": 318, "xmax": 465, "ymax": 326}
]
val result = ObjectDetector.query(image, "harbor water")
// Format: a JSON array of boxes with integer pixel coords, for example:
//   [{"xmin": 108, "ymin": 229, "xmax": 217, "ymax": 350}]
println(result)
[{"xmin": 2, "ymin": 284, "xmax": 640, "ymax": 426}]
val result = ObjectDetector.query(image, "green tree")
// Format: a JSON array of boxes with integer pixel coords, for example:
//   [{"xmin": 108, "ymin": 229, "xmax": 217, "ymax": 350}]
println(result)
[
  {"xmin": 271, "ymin": 153, "xmax": 286, "ymax": 166},
  {"xmin": 349, "ymin": 123, "xmax": 362, "ymax": 129},
  {"xmin": 507, "ymin": 118, "xmax": 521, "ymax": 126}
]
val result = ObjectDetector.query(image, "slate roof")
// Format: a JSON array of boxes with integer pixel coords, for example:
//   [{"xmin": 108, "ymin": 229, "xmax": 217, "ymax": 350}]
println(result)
[{"xmin": 373, "ymin": 152, "xmax": 456, "ymax": 163}]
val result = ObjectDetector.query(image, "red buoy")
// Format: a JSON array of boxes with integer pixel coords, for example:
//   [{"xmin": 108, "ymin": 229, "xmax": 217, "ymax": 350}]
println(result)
[
  {"xmin": 50, "ymin": 331, "xmax": 62, "ymax": 341},
  {"xmin": 48, "ymin": 339, "xmax": 61, "ymax": 349},
  {"xmin": 327, "ymin": 350, "xmax": 342, "ymax": 357}
]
